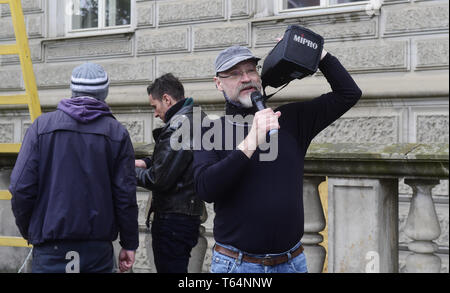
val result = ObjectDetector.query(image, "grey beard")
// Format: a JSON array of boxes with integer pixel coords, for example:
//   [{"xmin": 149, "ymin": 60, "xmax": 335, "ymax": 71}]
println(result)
[
  {"xmin": 223, "ymin": 81, "xmax": 261, "ymax": 108},
  {"xmin": 223, "ymin": 91, "xmax": 252, "ymax": 108},
  {"xmin": 238, "ymin": 95, "xmax": 253, "ymax": 108}
]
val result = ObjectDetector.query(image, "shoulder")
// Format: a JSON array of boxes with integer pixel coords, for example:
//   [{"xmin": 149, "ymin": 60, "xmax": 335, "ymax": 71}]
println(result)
[
  {"xmin": 92, "ymin": 115, "xmax": 132, "ymax": 143},
  {"xmin": 275, "ymin": 101, "xmax": 307, "ymax": 114},
  {"xmin": 169, "ymin": 112, "xmax": 191, "ymax": 131},
  {"xmin": 32, "ymin": 110, "xmax": 64, "ymax": 133}
]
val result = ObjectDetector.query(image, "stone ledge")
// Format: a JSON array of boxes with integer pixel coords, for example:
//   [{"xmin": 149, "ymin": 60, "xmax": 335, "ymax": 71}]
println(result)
[
  {"xmin": 132, "ymin": 142, "xmax": 449, "ymax": 180},
  {"xmin": 305, "ymin": 143, "xmax": 449, "ymax": 179},
  {"xmin": 306, "ymin": 143, "xmax": 449, "ymax": 161}
]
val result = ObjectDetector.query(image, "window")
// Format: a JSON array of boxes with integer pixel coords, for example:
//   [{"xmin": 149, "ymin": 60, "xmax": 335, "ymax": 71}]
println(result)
[
  {"xmin": 67, "ymin": 0, "xmax": 133, "ymax": 33},
  {"xmin": 281, "ymin": 0, "xmax": 367, "ymax": 10}
]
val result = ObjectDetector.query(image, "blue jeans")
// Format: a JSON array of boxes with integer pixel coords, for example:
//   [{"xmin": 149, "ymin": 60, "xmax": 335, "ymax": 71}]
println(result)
[{"xmin": 210, "ymin": 241, "xmax": 308, "ymax": 273}]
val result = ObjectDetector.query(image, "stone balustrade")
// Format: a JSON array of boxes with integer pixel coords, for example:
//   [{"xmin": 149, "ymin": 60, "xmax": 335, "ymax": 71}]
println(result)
[
  {"xmin": 304, "ymin": 143, "xmax": 449, "ymax": 273},
  {"xmin": 0, "ymin": 143, "xmax": 448, "ymax": 273}
]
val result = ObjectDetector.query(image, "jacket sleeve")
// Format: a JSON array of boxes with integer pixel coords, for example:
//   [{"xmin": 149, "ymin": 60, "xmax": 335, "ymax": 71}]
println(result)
[
  {"xmin": 290, "ymin": 53, "xmax": 362, "ymax": 152},
  {"xmin": 135, "ymin": 121, "xmax": 193, "ymax": 192},
  {"xmin": 9, "ymin": 121, "xmax": 40, "ymax": 239},
  {"xmin": 112, "ymin": 134, "xmax": 139, "ymax": 251}
]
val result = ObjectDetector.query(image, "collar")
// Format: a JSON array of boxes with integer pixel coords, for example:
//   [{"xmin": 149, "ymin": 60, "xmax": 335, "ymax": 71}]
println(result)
[
  {"xmin": 225, "ymin": 101, "xmax": 256, "ymax": 117},
  {"xmin": 164, "ymin": 98, "xmax": 188, "ymax": 123}
]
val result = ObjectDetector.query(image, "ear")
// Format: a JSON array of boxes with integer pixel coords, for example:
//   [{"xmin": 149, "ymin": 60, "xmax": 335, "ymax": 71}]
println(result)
[
  {"xmin": 162, "ymin": 94, "xmax": 174, "ymax": 106},
  {"xmin": 214, "ymin": 76, "xmax": 224, "ymax": 91}
]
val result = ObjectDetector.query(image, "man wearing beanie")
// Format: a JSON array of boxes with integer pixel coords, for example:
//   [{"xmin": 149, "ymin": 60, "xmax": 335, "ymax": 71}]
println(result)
[{"xmin": 10, "ymin": 62, "xmax": 139, "ymax": 273}]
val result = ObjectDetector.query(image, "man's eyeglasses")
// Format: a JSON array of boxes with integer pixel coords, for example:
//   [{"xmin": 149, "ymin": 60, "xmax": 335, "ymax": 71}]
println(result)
[{"xmin": 217, "ymin": 65, "xmax": 261, "ymax": 80}]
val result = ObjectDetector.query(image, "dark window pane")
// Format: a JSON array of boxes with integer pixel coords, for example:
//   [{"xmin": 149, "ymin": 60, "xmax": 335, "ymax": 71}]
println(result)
[
  {"xmin": 72, "ymin": 0, "xmax": 98, "ymax": 29},
  {"xmin": 106, "ymin": 0, "xmax": 131, "ymax": 27},
  {"xmin": 330, "ymin": 0, "xmax": 366, "ymax": 4},
  {"xmin": 284, "ymin": 0, "xmax": 366, "ymax": 9},
  {"xmin": 285, "ymin": 0, "xmax": 321, "ymax": 9}
]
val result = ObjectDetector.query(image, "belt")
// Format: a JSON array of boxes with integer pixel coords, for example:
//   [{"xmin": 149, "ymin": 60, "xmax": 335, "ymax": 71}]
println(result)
[
  {"xmin": 214, "ymin": 243, "xmax": 304, "ymax": 267},
  {"xmin": 153, "ymin": 213, "xmax": 200, "ymax": 221}
]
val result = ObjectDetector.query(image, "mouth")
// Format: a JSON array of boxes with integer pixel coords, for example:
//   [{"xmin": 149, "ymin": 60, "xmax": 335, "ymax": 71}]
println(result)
[{"xmin": 240, "ymin": 86, "xmax": 256, "ymax": 94}]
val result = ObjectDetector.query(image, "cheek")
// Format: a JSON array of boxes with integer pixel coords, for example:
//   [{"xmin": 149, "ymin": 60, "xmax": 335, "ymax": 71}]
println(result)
[{"xmin": 221, "ymin": 85, "xmax": 235, "ymax": 98}]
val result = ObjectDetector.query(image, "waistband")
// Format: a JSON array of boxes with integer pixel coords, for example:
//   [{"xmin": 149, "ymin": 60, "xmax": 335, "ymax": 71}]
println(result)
[
  {"xmin": 214, "ymin": 241, "xmax": 304, "ymax": 267},
  {"xmin": 215, "ymin": 240, "xmax": 303, "ymax": 258},
  {"xmin": 153, "ymin": 212, "xmax": 200, "ymax": 221}
]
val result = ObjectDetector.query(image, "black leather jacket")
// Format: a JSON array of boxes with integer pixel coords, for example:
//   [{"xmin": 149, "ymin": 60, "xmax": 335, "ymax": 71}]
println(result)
[{"xmin": 136, "ymin": 99, "xmax": 204, "ymax": 220}]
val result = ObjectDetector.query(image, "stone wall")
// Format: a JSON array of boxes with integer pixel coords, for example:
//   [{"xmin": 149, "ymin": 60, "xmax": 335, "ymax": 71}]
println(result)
[{"xmin": 0, "ymin": 0, "xmax": 448, "ymax": 272}]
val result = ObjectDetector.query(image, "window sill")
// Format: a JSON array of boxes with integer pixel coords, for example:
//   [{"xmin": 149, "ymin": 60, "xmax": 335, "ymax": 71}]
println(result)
[
  {"xmin": 252, "ymin": 3, "xmax": 372, "ymax": 23},
  {"xmin": 43, "ymin": 29, "xmax": 135, "ymax": 43}
]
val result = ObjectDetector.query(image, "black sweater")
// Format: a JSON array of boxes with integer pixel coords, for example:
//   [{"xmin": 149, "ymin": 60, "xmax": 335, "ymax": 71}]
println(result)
[{"xmin": 193, "ymin": 53, "xmax": 362, "ymax": 254}]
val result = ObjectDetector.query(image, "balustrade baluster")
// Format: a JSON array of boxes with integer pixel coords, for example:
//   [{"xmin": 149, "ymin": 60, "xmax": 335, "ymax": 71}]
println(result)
[
  {"xmin": 404, "ymin": 179, "xmax": 441, "ymax": 273},
  {"xmin": 302, "ymin": 176, "xmax": 327, "ymax": 273}
]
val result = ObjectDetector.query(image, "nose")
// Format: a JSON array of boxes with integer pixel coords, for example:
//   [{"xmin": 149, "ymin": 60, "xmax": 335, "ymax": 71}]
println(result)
[{"xmin": 240, "ymin": 71, "xmax": 251, "ymax": 82}]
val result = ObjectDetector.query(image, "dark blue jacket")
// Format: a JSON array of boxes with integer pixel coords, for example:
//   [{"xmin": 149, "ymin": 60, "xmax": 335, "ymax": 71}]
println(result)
[{"xmin": 9, "ymin": 97, "xmax": 139, "ymax": 250}]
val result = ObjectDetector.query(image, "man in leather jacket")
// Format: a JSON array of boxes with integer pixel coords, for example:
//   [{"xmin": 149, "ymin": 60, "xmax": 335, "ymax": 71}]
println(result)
[{"xmin": 135, "ymin": 73, "xmax": 205, "ymax": 273}]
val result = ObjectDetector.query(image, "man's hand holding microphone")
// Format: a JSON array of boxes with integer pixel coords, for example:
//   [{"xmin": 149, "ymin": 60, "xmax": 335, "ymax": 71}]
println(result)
[{"xmin": 237, "ymin": 90, "xmax": 281, "ymax": 159}]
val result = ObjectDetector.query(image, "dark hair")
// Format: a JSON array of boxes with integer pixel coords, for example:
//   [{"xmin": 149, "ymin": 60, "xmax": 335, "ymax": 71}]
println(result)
[{"xmin": 146, "ymin": 73, "xmax": 185, "ymax": 101}]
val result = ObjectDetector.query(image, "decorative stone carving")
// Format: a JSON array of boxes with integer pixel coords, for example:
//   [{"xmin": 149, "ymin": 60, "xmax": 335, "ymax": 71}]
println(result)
[
  {"xmin": 194, "ymin": 23, "xmax": 249, "ymax": 50},
  {"xmin": 1, "ymin": 41, "xmax": 42, "ymax": 65},
  {"xmin": 119, "ymin": 120, "xmax": 145, "ymax": 143},
  {"xmin": 136, "ymin": 190, "xmax": 151, "ymax": 227},
  {"xmin": 34, "ymin": 59, "xmax": 154, "ymax": 88},
  {"xmin": 416, "ymin": 115, "xmax": 449, "ymax": 143},
  {"xmin": 136, "ymin": 0, "xmax": 155, "ymax": 27},
  {"xmin": 102, "ymin": 59, "xmax": 154, "ymax": 85},
  {"xmin": 0, "ymin": 68, "xmax": 23, "ymax": 90},
  {"xmin": 1, "ymin": 0, "xmax": 43, "ymax": 16},
  {"xmin": 132, "ymin": 232, "xmax": 154, "ymax": 273},
  {"xmin": 157, "ymin": 54, "xmax": 216, "ymax": 81},
  {"xmin": 158, "ymin": 0, "xmax": 225, "ymax": 25},
  {"xmin": 326, "ymin": 41, "xmax": 408, "ymax": 72},
  {"xmin": 416, "ymin": 38, "xmax": 449, "ymax": 70},
  {"xmin": 45, "ymin": 35, "xmax": 133, "ymax": 62},
  {"xmin": 25, "ymin": 13, "xmax": 43, "ymax": 38},
  {"xmin": 137, "ymin": 28, "xmax": 189, "ymax": 55},
  {"xmin": 0, "ymin": 124, "xmax": 14, "ymax": 143},
  {"xmin": 432, "ymin": 180, "xmax": 448, "ymax": 197},
  {"xmin": 254, "ymin": 20, "xmax": 377, "ymax": 47},
  {"xmin": 0, "ymin": 13, "xmax": 45, "ymax": 40},
  {"xmin": 312, "ymin": 117, "xmax": 398, "ymax": 144},
  {"xmin": 21, "ymin": 122, "xmax": 32, "ymax": 141},
  {"xmin": 384, "ymin": 3, "xmax": 449, "ymax": 35},
  {"xmin": 231, "ymin": 0, "xmax": 251, "ymax": 18}
]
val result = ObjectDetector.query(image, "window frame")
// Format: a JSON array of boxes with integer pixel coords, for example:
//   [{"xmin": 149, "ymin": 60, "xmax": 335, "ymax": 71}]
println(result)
[
  {"xmin": 276, "ymin": 0, "xmax": 371, "ymax": 16},
  {"xmin": 65, "ymin": 0, "xmax": 135, "ymax": 37}
]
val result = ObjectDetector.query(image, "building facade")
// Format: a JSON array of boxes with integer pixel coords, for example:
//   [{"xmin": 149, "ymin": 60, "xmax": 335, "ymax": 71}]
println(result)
[{"xmin": 0, "ymin": 0, "xmax": 448, "ymax": 272}]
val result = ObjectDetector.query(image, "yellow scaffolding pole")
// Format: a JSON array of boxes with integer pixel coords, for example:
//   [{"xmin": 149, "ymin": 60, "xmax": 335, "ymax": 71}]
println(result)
[
  {"xmin": 0, "ymin": 237, "xmax": 31, "ymax": 248},
  {"xmin": 0, "ymin": 0, "xmax": 41, "ymax": 248}
]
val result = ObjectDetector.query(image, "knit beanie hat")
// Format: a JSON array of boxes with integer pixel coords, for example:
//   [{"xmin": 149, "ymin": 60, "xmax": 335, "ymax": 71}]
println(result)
[{"xmin": 70, "ymin": 62, "xmax": 109, "ymax": 101}]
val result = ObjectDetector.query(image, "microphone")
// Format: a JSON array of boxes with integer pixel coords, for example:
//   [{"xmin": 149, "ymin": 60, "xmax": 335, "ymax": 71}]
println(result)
[{"xmin": 250, "ymin": 91, "xmax": 278, "ymax": 136}]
